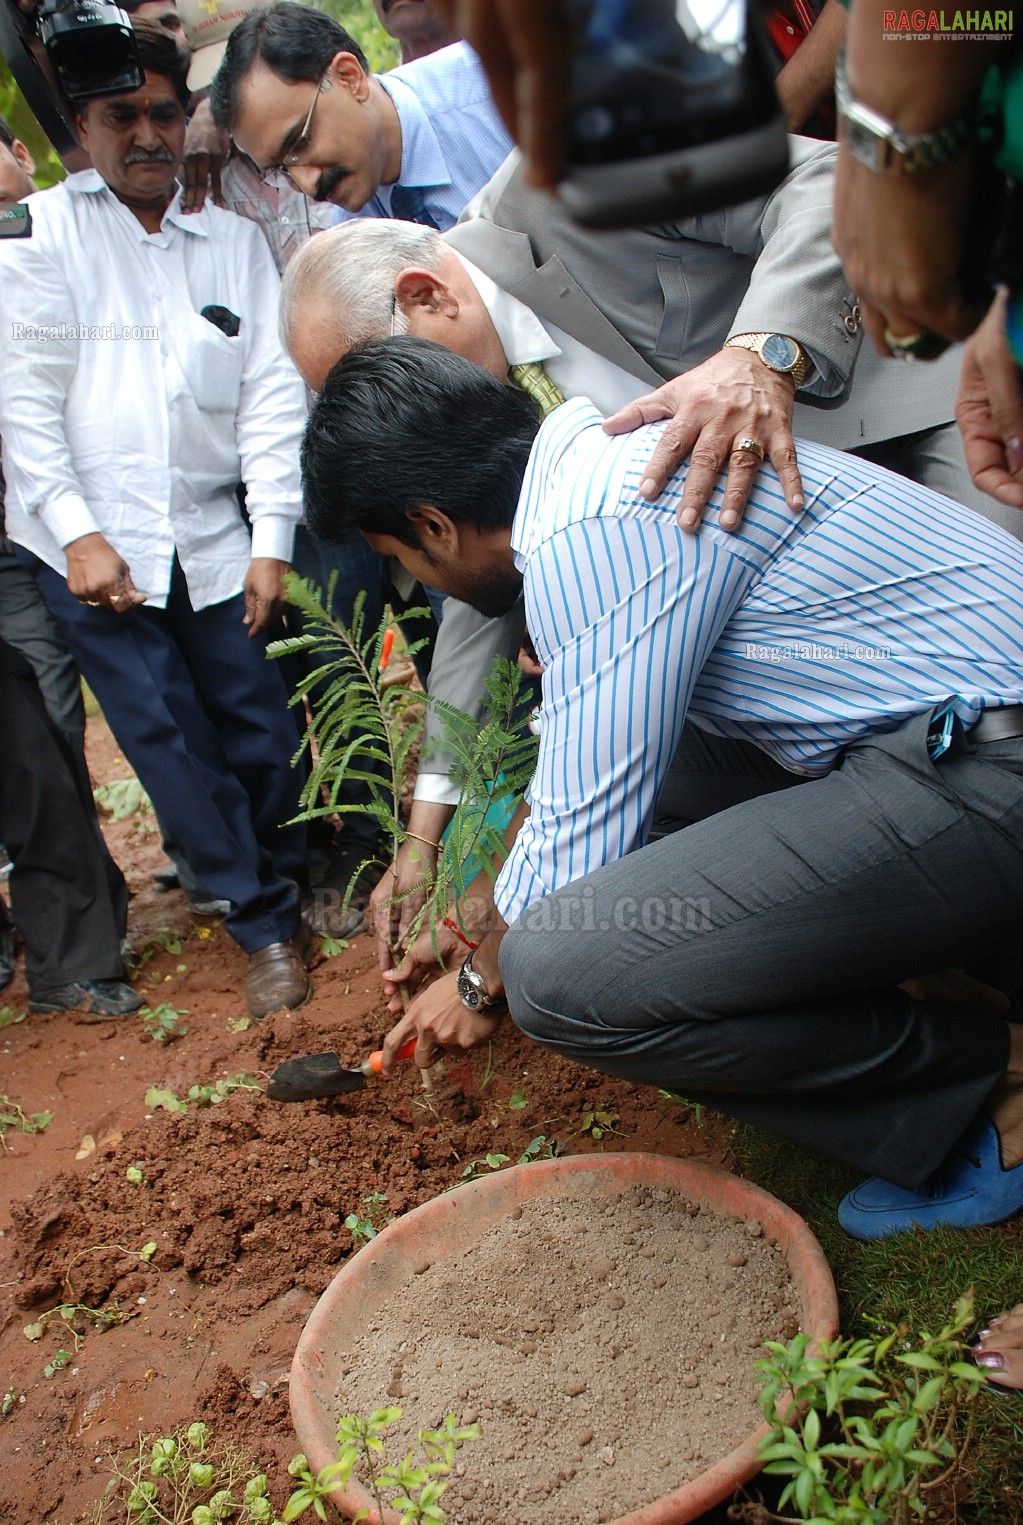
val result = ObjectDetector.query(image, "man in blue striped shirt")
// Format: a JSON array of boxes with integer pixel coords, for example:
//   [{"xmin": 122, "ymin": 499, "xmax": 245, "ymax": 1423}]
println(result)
[{"xmin": 303, "ymin": 336, "xmax": 1023, "ymax": 1240}]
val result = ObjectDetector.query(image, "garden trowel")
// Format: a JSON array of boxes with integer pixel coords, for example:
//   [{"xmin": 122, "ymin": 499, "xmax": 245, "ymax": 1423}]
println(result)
[{"xmin": 266, "ymin": 1036, "xmax": 418, "ymax": 1103}]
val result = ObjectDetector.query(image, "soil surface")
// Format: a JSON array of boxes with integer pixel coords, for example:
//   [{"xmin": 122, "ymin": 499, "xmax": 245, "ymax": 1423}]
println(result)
[
  {"xmin": 0, "ymin": 714, "xmax": 745, "ymax": 1525},
  {"xmin": 337, "ymin": 1186, "xmax": 802, "ymax": 1524}
]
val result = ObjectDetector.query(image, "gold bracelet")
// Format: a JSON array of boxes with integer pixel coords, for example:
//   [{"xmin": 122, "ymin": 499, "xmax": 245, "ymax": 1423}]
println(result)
[{"xmin": 405, "ymin": 830, "xmax": 442, "ymax": 852}]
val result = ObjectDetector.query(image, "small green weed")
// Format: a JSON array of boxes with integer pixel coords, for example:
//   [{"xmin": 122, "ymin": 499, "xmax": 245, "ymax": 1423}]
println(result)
[
  {"xmin": 139, "ymin": 1003, "xmax": 189, "ymax": 1045},
  {"xmin": 658, "ymin": 1090, "xmax": 706, "ymax": 1130},
  {"xmin": 577, "ymin": 1104, "xmax": 621, "ymax": 1140},
  {"xmin": 0, "ymin": 1005, "xmax": 25, "ymax": 1031},
  {"xmin": 93, "ymin": 777, "xmax": 155, "ymax": 832},
  {"xmin": 145, "ymin": 1075, "xmax": 261, "ymax": 1114},
  {"xmin": 508, "ymin": 1089, "xmax": 527, "ymax": 1111},
  {"xmin": 317, "ymin": 934, "xmax": 349, "ymax": 958},
  {"xmin": 344, "ymin": 1192, "xmax": 391, "ymax": 1247},
  {"xmin": 23, "ymin": 1241, "xmax": 157, "ymax": 1351},
  {"xmin": 43, "ymin": 1349, "xmax": 71, "ymax": 1378},
  {"xmin": 2, "ymin": 1385, "xmax": 21, "ymax": 1418},
  {"xmin": 285, "ymin": 1407, "xmax": 479, "ymax": 1524},
  {"xmin": 93, "ymin": 1421, "xmax": 279, "ymax": 1524},
  {"xmin": 0, "ymin": 1094, "xmax": 52, "ymax": 1152}
]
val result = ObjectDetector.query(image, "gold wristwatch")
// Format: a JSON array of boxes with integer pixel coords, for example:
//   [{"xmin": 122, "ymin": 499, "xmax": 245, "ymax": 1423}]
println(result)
[{"xmin": 724, "ymin": 332, "xmax": 807, "ymax": 390}]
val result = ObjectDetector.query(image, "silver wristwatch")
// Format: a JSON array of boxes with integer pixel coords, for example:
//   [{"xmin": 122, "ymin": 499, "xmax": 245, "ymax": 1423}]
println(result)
[
  {"xmin": 836, "ymin": 51, "xmax": 975, "ymax": 175},
  {"xmin": 456, "ymin": 949, "xmax": 498, "ymax": 1012}
]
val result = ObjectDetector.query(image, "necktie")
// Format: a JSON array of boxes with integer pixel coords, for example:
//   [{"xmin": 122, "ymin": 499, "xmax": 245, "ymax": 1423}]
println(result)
[
  {"xmin": 508, "ymin": 360, "xmax": 566, "ymax": 419},
  {"xmin": 388, "ymin": 183, "xmax": 440, "ymax": 229}
]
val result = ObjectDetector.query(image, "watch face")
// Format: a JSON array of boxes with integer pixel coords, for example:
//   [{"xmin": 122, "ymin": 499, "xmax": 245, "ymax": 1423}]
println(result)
[
  {"xmin": 761, "ymin": 334, "xmax": 800, "ymax": 373},
  {"xmin": 457, "ymin": 966, "xmax": 483, "ymax": 1010}
]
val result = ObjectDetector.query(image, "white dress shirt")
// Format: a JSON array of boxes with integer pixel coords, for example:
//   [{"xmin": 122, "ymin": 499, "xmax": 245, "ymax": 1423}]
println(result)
[{"xmin": 0, "ymin": 171, "xmax": 307, "ymax": 610}]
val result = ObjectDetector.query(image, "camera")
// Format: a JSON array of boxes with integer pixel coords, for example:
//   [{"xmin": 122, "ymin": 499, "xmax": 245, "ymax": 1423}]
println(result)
[
  {"xmin": 38, "ymin": 0, "xmax": 142, "ymax": 99},
  {"xmin": 0, "ymin": 0, "xmax": 143, "ymax": 158},
  {"xmin": 558, "ymin": 0, "xmax": 789, "ymax": 228}
]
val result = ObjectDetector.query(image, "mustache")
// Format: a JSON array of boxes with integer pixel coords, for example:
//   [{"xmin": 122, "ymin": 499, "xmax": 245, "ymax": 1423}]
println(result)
[
  {"xmin": 314, "ymin": 165, "xmax": 350, "ymax": 202},
  {"xmin": 124, "ymin": 150, "xmax": 175, "ymax": 165}
]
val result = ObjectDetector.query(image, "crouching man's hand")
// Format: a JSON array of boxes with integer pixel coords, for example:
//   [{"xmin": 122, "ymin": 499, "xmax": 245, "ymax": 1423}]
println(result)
[{"xmin": 380, "ymin": 971, "xmax": 502, "ymax": 1073}]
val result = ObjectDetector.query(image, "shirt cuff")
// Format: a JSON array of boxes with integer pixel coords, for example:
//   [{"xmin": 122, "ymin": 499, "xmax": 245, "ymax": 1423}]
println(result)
[
  {"xmin": 41, "ymin": 493, "xmax": 101, "ymax": 551},
  {"xmin": 413, "ymin": 771, "xmax": 461, "ymax": 808},
  {"xmin": 250, "ymin": 512, "xmax": 296, "ymax": 563}
]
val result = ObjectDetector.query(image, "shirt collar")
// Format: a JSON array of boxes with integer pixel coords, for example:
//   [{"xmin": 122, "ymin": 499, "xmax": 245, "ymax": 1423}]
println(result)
[
  {"xmin": 452, "ymin": 251, "xmax": 562, "ymax": 368},
  {"xmin": 65, "ymin": 169, "xmax": 208, "ymax": 238},
  {"xmin": 376, "ymin": 71, "xmax": 451, "ymax": 191}
]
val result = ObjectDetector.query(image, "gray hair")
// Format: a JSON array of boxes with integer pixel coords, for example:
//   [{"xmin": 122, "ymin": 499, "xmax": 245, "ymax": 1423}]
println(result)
[{"xmin": 279, "ymin": 219, "xmax": 449, "ymax": 357}]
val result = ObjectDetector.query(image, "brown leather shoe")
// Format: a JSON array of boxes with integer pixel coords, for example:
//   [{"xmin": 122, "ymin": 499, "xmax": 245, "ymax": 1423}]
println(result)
[{"xmin": 246, "ymin": 932, "xmax": 311, "ymax": 1020}]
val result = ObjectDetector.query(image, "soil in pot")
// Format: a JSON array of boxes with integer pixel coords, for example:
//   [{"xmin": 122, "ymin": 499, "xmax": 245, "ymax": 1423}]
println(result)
[{"xmin": 334, "ymin": 1183, "xmax": 803, "ymax": 1524}]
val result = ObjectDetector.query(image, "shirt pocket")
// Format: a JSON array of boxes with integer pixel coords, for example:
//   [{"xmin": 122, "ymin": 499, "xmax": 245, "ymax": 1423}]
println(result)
[{"xmin": 181, "ymin": 311, "xmax": 245, "ymax": 412}]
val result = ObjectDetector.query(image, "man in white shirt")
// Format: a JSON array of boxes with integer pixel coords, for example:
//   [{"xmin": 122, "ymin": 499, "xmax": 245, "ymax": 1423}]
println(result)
[{"xmin": 0, "ymin": 26, "xmax": 313, "ymax": 1020}]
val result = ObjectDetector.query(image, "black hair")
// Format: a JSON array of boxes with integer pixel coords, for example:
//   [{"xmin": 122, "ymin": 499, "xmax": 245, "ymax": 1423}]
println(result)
[
  {"xmin": 209, "ymin": 1, "xmax": 368, "ymax": 129},
  {"xmin": 302, "ymin": 336, "xmax": 539, "ymax": 549},
  {"xmin": 0, "ymin": 116, "xmax": 13, "ymax": 150},
  {"xmin": 129, "ymin": 20, "xmax": 191, "ymax": 107}
]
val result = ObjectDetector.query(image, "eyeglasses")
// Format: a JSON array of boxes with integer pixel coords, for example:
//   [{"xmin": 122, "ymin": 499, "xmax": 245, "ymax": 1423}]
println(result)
[{"xmin": 259, "ymin": 68, "xmax": 327, "ymax": 186}]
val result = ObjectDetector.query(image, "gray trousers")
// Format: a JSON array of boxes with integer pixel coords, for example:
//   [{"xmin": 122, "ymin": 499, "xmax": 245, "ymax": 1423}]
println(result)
[{"xmin": 499, "ymin": 713, "xmax": 1023, "ymax": 1188}]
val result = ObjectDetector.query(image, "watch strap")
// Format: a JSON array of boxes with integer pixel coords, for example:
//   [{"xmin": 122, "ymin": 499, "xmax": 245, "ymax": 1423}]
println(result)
[
  {"xmin": 836, "ymin": 50, "xmax": 975, "ymax": 175},
  {"xmin": 725, "ymin": 332, "xmax": 806, "ymax": 390}
]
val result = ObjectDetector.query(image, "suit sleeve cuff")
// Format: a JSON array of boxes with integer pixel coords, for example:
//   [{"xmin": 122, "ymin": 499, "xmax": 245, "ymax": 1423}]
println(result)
[
  {"xmin": 41, "ymin": 494, "xmax": 101, "ymax": 550},
  {"xmin": 250, "ymin": 513, "xmax": 296, "ymax": 563},
  {"xmin": 413, "ymin": 772, "xmax": 461, "ymax": 808}
]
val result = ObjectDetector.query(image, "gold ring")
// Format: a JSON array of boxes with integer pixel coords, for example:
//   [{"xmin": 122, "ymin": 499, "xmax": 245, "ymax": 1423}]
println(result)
[
  {"xmin": 882, "ymin": 327, "xmax": 944, "ymax": 361},
  {"xmin": 83, "ymin": 599, "xmax": 102, "ymax": 607},
  {"xmin": 730, "ymin": 437, "xmax": 765, "ymax": 461},
  {"xmin": 109, "ymin": 593, "xmax": 123, "ymax": 604}
]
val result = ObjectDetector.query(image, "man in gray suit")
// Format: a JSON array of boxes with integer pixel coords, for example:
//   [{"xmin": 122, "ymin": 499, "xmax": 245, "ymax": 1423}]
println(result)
[{"xmin": 281, "ymin": 137, "xmax": 1006, "ymax": 974}]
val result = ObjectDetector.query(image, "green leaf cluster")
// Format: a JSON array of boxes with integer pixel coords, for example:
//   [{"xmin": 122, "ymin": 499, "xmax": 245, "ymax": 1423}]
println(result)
[
  {"xmin": 0, "ymin": 1093, "xmax": 52, "ymax": 1151},
  {"xmin": 271, "ymin": 576, "xmax": 539, "ymax": 955},
  {"xmin": 755, "ymin": 1291, "xmax": 987, "ymax": 1523},
  {"xmin": 145, "ymin": 1075, "xmax": 261, "ymax": 1115},
  {"xmin": 283, "ymin": 1408, "xmax": 479, "ymax": 1524},
  {"xmin": 95, "ymin": 1421, "xmax": 278, "ymax": 1524}
]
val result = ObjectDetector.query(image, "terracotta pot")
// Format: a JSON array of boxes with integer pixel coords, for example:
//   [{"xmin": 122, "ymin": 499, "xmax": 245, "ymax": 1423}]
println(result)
[{"xmin": 291, "ymin": 1152, "xmax": 838, "ymax": 1525}]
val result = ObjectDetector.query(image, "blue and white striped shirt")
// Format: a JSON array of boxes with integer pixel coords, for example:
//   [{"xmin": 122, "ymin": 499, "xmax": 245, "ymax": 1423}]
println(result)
[
  {"xmin": 332, "ymin": 43, "xmax": 512, "ymax": 233},
  {"xmin": 494, "ymin": 398, "xmax": 1023, "ymax": 923}
]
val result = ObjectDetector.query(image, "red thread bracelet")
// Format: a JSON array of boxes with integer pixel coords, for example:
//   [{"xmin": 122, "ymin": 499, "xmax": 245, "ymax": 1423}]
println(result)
[{"xmin": 443, "ymin": 917, "xmax": 478, "ymax": 951}]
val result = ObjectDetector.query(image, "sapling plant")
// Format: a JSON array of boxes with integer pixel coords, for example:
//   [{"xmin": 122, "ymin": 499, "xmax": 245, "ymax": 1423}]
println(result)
[
  {"xmin": 283, "ymin": 1407, "xmax": 480, "ymax": 1525},
  {"xmin": 271, "ymin": 578, "xmax": 538, "ymax": 965},
  {"xmin": 742, "ymin": 1291, "xmax": 987, "ymax": 1525}
]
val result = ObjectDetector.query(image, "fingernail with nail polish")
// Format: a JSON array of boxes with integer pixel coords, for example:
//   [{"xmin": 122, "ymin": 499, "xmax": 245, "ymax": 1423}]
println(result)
[
  {"xmin": 1008, "ymin": 437, "xmax": 1023, "ymax": 475},
  {"xmin": 974, "ymin": 1352, "xmax": 1006, "ymax": 1370}
]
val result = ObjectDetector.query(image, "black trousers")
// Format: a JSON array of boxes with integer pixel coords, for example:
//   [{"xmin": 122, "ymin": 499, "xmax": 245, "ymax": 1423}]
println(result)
[
  {"xmin": 501, "ymin": 714, "xmax": 1022, "ymax": 1189},
  {"xmin": 0, "ymin": 635, "xmax": 127, "ymax": 992}
]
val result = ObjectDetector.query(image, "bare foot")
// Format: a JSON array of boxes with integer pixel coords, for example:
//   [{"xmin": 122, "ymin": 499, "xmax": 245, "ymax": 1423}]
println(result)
[
  {"xmin": 973, "ymin": 1303, "xmax": 1023, "ymax": 1390},
  {"xmin": 985, "ymin": 1023, "xmax": 1023, "ymax": 1169}
]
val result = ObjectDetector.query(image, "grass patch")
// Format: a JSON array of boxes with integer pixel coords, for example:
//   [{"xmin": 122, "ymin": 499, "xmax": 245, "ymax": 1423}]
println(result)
[{"xmin": 732, "ymin": 1122, "xmax": 1023, "ymax": 1523}]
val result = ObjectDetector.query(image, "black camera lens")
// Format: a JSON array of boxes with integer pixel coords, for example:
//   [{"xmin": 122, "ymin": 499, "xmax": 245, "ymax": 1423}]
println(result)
[{"xmin": 39, "ymin": 0, "xmax": 143, "ymax": 100}]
